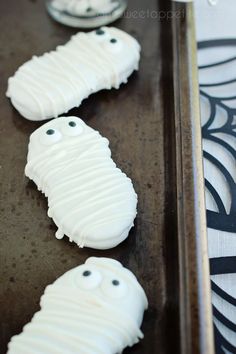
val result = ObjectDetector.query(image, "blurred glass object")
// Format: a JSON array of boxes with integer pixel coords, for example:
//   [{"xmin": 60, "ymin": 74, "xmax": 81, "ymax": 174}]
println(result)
[
  {"xmin": 46, "ymin": 0, "xmax": 127, "ymax": 28},
  {"xmin": 208, "ymin": 0, "xmax": 218, "ymax": 5}
]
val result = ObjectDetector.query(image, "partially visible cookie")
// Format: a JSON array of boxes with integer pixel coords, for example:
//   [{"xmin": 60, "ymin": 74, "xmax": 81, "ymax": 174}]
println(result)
[
  {"xmin": 6, "ymin": 27, "xmax": 140, "ymax": 121},
  {"xmin": 51, "ymin": 0, "xmax": 123, "ymax": 17},
  {"xmin": 25, "ymin": 116, "xmax": 138, "ymax": 249},
  {"xmin": 8, "ymin": 257, "xmax": 148, "ymax": 354}
]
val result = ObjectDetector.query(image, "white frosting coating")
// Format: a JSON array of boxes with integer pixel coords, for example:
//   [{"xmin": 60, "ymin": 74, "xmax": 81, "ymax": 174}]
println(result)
[
  {"xmin": 25, "ymin": 116, "xmax": 137, "ymax": 249},
  {"xmin": 6, "ymin": 27, "xmax": 140, "ymax": 121},
  {"xmin": 8, "ymin": 257, "xmax": 148, "ymax": 354},
  {"xmin": 51, "ymin": 0, "xmax": 122, "ymax": 16}
]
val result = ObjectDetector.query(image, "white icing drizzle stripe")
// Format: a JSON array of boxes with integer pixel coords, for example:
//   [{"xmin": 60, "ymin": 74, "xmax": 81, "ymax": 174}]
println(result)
[
  {"xmin": 13, "ymin": 325, "xmax": 98, "ymax": 354},
  {"xmin": 43, "ymin": 290, "xmax": 143, "ymax": 341},
  {"xmin": 36, "ymin": 309, "xmax": 129, "ymax": 348},
  {"xmin": 80, "ymin": 213, "xmax": 135, "ymax": 236},
  {"xmin": 27, "ymin": 136, "xmax": 109, "ymax": 178},
  {"xmin": 63, "ymin": 40, "xmax": 110, "ymax": 81},
  {"xmin": 68, "ymin": 199, "xmax": 134, "ymax": 235},
  {"xmin": 27, "ymin": 130, "xmax": 105, "ymax": 161},
  {"xmin": 43, "ymin": 162, "xmax": 119, "ymax": 198},
  {"xmin": 27, "ymin": 140, "xmax": 110, "ymax": 192},
  {"xmin": 48, "ymin": 173, "xmax": 130, "ymax": 208},
  {"xmin": 48, "ymin": 161, "xmax": 115, "ymax": 195},
  {"xmin": 16, "ymin": 71, "xmax": 60, "ymax": 109},
  {"xmin": 49, "ymin": 50, "xmax": 91, "ymax": 90},
  {"xmin": 9, "ymin": 79, "xmax": 45, "ymax": 119},
  {"xmin": 11, "ymin": 335, "xmax": 68, "ymax": 354},
  {"xmin": 37, "ymin": 310, "xmax": 122, "ymax": 343},
  {"xmin": 32, "ymin": 53, "xmax": 85, "ymax": 95}
]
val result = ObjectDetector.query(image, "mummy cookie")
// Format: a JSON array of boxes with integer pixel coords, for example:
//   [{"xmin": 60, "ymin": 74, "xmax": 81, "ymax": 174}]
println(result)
[
  {"xmin": 25, "ymin": 116, "xmax": 137, "ymax": 249},
  {"xmin": 8, "ymin": 257, "xmax": 148, "ymax": 354},
  {"xmin": 6, "ymin": 27, "xmax": 140, "ymax": 121}
]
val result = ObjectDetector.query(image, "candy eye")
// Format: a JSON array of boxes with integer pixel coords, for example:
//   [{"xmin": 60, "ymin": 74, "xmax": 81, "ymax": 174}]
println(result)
[
  {"xmin": 92, "ymin": 28, "xmax": 109, "ymax": 42},
  {"xmin": 112, "ymin": 280, "xmax": 120, "ymax": 286},
  {"xmin": 86, "ymin": 6, "xmax": 93, "ymax": 13},
  {"xmin": 96, "ymin": 28, "xmax": 105, "ymax": 36},
  {"xmin": 103, "ymin": 38, "xmax": 123, "ymax": 53},
  {"xmin": 75, "ymin": 266, "xmax": 102, "ymax": 290},
  {"xmin": 101, "ymin": 278, "xmax": 127, "ymax": 299},
  {"xmin": 63, "ymin": 121, "xmax": 83, "ymax": 137},
  {"xmin": 40, "ymin": 128, "xmax": 62, "ymax": 145}
]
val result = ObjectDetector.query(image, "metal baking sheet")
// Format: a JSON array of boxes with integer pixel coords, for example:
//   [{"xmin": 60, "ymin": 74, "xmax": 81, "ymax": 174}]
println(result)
[{"xmin": 0, "ymin": 0, "xmax": 214, "ymax": 353}]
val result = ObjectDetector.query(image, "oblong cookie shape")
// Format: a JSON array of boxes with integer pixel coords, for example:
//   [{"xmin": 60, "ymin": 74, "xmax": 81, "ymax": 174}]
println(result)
[
  {"xmin": 25, "ymin": 116, "xmax": 138, "ymax": 249},
  {"xmin": 7, "ymin": 257, "xmax": 148, "ymax": 354},
  {"xmin": 6, "ymin": 27, "xmax": 140, "ymax": 121}
]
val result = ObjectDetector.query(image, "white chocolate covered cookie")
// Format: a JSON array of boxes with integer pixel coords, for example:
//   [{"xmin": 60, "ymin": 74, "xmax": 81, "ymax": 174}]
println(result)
[
  {"xmin": 8, "ymin": 257, "xmax": 148, "ymax": 354},
  {"xmin": 25, "ymin": 116, "xmax": 137, "ymax": 249},
  {"xmin": 6, "ymin": 27, "xmax": 140, "ymax": 121}
]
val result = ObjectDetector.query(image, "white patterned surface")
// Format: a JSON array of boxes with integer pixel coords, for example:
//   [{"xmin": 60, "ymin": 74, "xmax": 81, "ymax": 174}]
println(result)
[{"xmin": 195, "ymin": 1, "xmax": 236, "ymax": 353}]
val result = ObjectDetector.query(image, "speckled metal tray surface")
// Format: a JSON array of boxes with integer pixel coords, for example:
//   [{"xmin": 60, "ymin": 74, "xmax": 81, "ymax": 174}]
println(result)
[{"xmin": 0, "ymin": 1, "xmax": 214, "ymax": 353}]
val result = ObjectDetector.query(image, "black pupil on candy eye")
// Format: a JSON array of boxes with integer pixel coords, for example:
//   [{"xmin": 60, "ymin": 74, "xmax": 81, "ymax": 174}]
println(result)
[
  {"xmin": 83, "ymin": 270, "xmax": 91, "ymax": 277},
  {"xmin": 110, "ymin": 38, "xmax": 117, "ymax": 44},
  {"xmin": 69, "ymin": 121, "xmax": 76, "ymax": 127},
  {"xmin": 46, "ymin": 129, "xmax": 55, "ymax": 135},
  {"xmin": 86, "ymin": 7, "xmax": 92, "ymax": 12},
  {"xmin": 96, "ymin": 29, "xmax": 105, "ymax": 35},
  {"xmin": 112, "ymin": 279, "xmax": 120, "ymax": 286}
]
